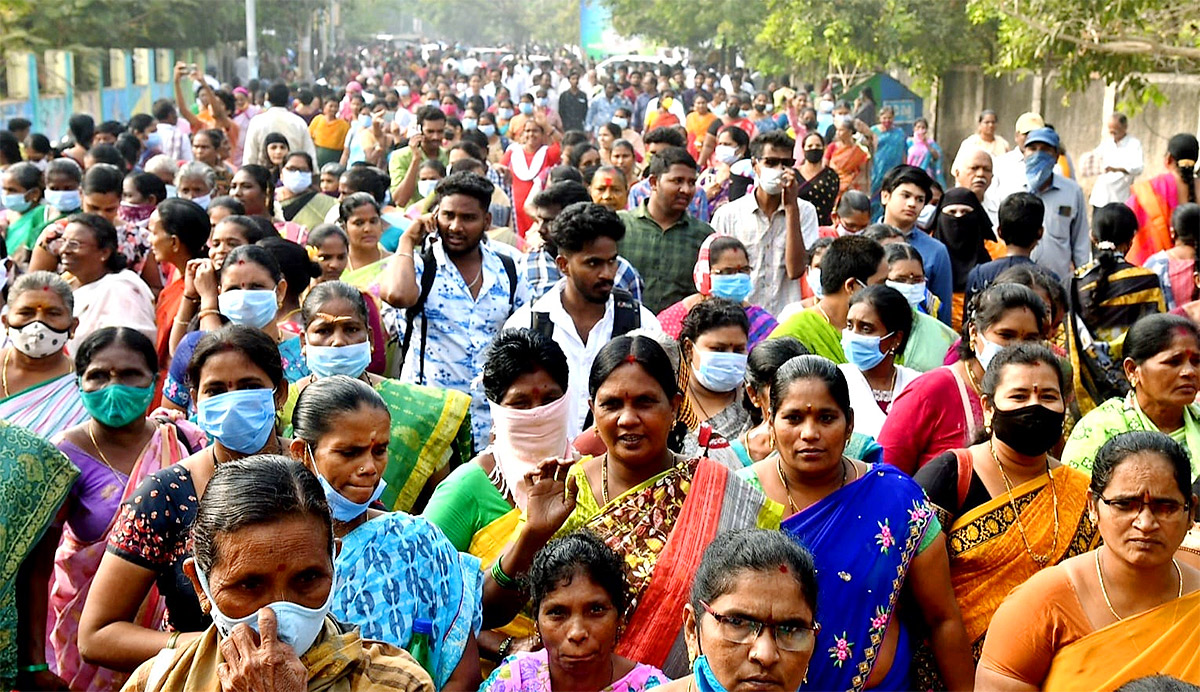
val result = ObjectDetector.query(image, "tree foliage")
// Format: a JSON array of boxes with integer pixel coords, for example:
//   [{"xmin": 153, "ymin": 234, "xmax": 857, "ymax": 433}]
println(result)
[
  {"xmin": 409, "ymin": 0, "xmax": 581, "ymax": 47},
  {"xmin": 968, "ymin": 0, "xmax": 1200, "ymax": 107}
]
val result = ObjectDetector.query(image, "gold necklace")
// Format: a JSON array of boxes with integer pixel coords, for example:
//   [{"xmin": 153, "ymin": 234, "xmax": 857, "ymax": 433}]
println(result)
[
  {"xmin": 989, "ymin": 441, "xmax": 1059, "ymax": 566},
  {"xmin": 87, "ymin": 421, "xmax": 128, "ymax": 483},
  {"xmin": 963, "ymin": 359, "xmax": 983, "ymax": 395},
  {"xmin": 601, "ymin": 454, "xmax": 611, "ymax": 505},
  {"xmin": 1095, "ymin": 549, "xmax": 1183, "ymax": 621},
  {"xmin": 777, "ymin": 456, "xmax": 848, "ymax": 514}
]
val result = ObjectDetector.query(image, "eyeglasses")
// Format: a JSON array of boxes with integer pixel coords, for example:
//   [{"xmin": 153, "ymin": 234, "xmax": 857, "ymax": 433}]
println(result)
[
  {"xmin": 1098, "ymin": 493, "xmax": 1190, "ymax": 519},
  {"xmin": 700, "ymin": 601, "xmax": 819, "ymax": 652},
  {"xmin": 758, "ymin": 157, "xmax": 796, "ymax": 168},
  {"xmin": 60, "ymin": 239, "xmax": 93, "ymax": 252}
]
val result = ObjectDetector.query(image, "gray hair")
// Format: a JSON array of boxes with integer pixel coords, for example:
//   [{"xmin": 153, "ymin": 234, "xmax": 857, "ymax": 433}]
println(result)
[
  {"xmin": 10, "ymin": 271, "xmax": 74, "ymax": 313},
  {"xmin": 176, "ymin": 161, "xmax": 216, "ymax": 191},
  {"xmin": 144, "ymin": 154, "xmax": 178, "ymax": 181}
]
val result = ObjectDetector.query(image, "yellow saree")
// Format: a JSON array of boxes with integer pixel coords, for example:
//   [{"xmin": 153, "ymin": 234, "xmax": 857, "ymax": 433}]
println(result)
[
  {"xmin": 1043, "ymin": 590, "xmax": 1200, "ymax": 691},
  {"xmin": 468, "ymin": 508, "xmax": 536, "ymax": 640}
]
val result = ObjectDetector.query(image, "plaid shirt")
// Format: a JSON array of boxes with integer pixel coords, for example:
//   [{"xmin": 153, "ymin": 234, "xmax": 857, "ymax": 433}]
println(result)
[
  {"xmin": 626, "ymin": 178, "xmax": 711, "ymax": 222},
  {"xmin": 618, "ymin": 202, "xmax": 715, "ymax": 312},
  {"xmin": 520, "ymin": 249, "xmax": 644, "ymax": 302}
]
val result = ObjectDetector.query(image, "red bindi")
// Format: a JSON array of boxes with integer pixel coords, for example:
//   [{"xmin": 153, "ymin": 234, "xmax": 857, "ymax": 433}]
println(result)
[
  {"xmin": 237, "ymin": 259, "xmax": 246, "ymax": 265},
  {"xmin": 602, "ymin": 176, "xmax": 614, "ymax": 186},
  {"xmin": 624, "ymin": 354, "xmax": 637, "ymax": 364},
  {"xmin": 779, "ymin": 564, "xmax": 788, "ymax": 573},
  {"xmin": 42, "ymin": 286, "xmax": 50, "ymax": 291}
]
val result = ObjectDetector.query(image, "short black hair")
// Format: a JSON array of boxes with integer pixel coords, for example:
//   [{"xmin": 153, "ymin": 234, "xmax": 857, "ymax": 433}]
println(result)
[
  {"xmin": 680, "ymin": 297, "xmax": 750, "ymax": 345},
  {"xmin": 6, "ymin": 117, "xmax": 30, "ymax": 133},
  {"xmin": 997, "ymin": 192, "xmax": 1045, "ymax": 248},
  {"xmin": 525, "ymin": 531, "xmax": 628, "ymax": 619},
  {"xmin": 339, "ymin": 165, "xmax": 389, "ymax": 203},
  {"xmin": 820, "ymin": 235, "xmax": 885, "ymax": 295},
  {"xmin": 483, "ymin": 328, "xmax": 570, "ymax": 403},
  {"xmin": 550, "ymin": 202, "xmax": 626, "ymax": 254},
  {"xmin": 127, "ymin": 113, "xmax": 155, "ymax": 135},
  {"xmin": 449, "ymin": 140, "xmax": 486, "ymax": 162},
  {"xmin": 127, "ymin": 172, "xmax": 167, "ymax": 205},
  {"xmin": 267, "ymin": 82, "xmax": 290, "ymax": 107},
  {"xmin": 643, "ymin": 127, "xmax": 685, "ymax": 148},
  {"xmin": 647, "ymin": 146, "xmax": 695, "ymax": 177},
  {"xmin": 156, "ymin": 198, "xmax": 211, "ymax": 259},
  {"xmin": 151, "ymin": 98, "xmax": 176, "ymax": 122},
  {"xmin": 879, "ymin": 164, "xmax": 933, "ymax": 200},
  {"xmin": 750, "ymin": 129, "xmax": 795, "ymax": 158},
  {"xmin": 434, "ymin": 171, "xmax": 493, "ymax": 212},
  {"xmin": 532, "ymin": 181, "xmax": 592, "ymax": 211},
  {"xmin": 836, "ymin": 190, "xmax": 871, "ymax": 216},
  {"xmin": 416, "ymin": 105, "xmax": 447, "ymax": 125},
  {"xmin": 96, "ymin": 120, "xmax": 125, "ymax": 138}
]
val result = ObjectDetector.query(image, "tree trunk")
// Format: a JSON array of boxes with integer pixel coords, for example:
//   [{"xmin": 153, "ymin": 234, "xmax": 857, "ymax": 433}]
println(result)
[{"xmin": 298, "ymin": 9, "xmax": 314, "ymax": 80}]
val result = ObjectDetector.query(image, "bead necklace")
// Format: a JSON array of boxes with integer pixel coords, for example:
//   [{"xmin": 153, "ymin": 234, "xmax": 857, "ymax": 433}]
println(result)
[
  {"xmin": 989, "ymin": 441, "xmax": 1059, "ymax": 566},
  {"xmin": 1095, "ymin": 548, "xmax": 1182, "ymax": 621}
]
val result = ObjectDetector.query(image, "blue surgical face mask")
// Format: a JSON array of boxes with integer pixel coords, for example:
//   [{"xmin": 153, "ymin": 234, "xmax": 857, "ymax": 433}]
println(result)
[
  {"xmin": 479, "ymin": 124, "xmax": 497, "ymax": 137},
  {"xmin": 693, "ymin": 350, "xmax": 748, "ymax": 393},
  {"xmin": 808, "ymin": 267, "xmax": 823, "ymax": 298},
  {"xmin": 399, "ymin": 85, "xmax": 411, "ymax": 96},
  {"xmin": 841, "ymin": 329, "xmax": 893, "ymax": 371},
  {"xmin": 417, "ymin": 179, "xmax": 439, "ymax": 198},
  {"xmin": 145, "ymin": 131, "xmax": 162, "ymax": 150},
  {"xmin": 196, "ymin": 388, "xmax": 277, "ymax": 453},
  {"xmin": 3, "ymin": 192, "xmax": 32, "ymax": 213},
  {"xmin": 709, "ymin": 273, "xmax": 753, "ymax": 303},
  {"xmin": 190, "ymin": 193, "xmax": 212, "ymax": 210},
  {"xmin": 886, "ymin": 279, "xmax": 926, "ymax": 310},
  {"xmin": 519, "ymin": 102, "xmax": 534, "ymax": 116},
  {"xmin": 498, "ymin": 107, "xmax": 514, "ymax": 120},
  {"xmin": 1024, "ymin": 149, "xmax": 1056, "ymax": 192},
  {"xmin": 218, "ymin": 289, "xmax": 279, "ymax": 329},
  {"xmin": 280, "ymin": 169, "xmax": 313, "ymax": 194},
  {"xmin": 975, "ymin": 333, "xmax": 1005, "ymax": 371},
  {"xmin": 306, "ymin": 341, "xmax": 371, "ymax": 378},
  {"xmin": 693, "ymin": 655, "xmax": 730, "ymax": 692},
  {"xmin": 44, "ymin": 188, "xmax": 81, "ymax": 211},
  {"xmin": 165, "ymin": 184, "xmax": 178, "ymax": 199},
  {"xmin": 312, "ymin": 456, "xmax": 388, "ymax": 522},
  {"xmin": 195, "ymin": 565, "xmax": 332, "ymax": 656},
  {"xmin": 611, "ymin": 116, "xmax": 629, "ymax": 130},
  {"xmin": 358, "ymin": 113, "xmax": 372, "ymax": 129},
  {"xmin": 461, "ymin": 118, "xmax": 478, "ymax": 131}
]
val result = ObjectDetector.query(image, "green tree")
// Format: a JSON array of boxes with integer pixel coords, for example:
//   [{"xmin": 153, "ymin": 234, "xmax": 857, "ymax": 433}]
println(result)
[{"xmin": 968, "ymin": 0, "xmax": 1200, "ymax": 106}]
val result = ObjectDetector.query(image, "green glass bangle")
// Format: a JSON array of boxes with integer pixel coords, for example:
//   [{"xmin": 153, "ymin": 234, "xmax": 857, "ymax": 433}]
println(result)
[
  {"xmin": 20, "ymin": 663, "xmax": 50, "ymax": 674},
  {"xmin": 491, "ymin": 557, "xmax": 519, "ymax": 590}
]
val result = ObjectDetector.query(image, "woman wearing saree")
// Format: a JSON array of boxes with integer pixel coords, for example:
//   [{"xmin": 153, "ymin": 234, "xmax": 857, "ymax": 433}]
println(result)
[
  {"xmin": 826, "ymin": 116, "xmax": 870, "ymax": 198},
  {"xmin": 870, "ymin": 107, "xmax": 907, "ymax": 215},
  {"xmin": 1063, "ymin": 314, "xmax": 1200, "ymax": 479},
  {"xmin": 274, "ymin": 152, "xmax": 338, "ymax": 235},
  {"xmin": 1, "ymin": 418, "xmax": 77, "ymax": 692},
  {"xmin": 485, "ymin": 336, "xmax": 776, "ymax": 679},
  {"xmin": 338, "ymin": 192, "xmax": 393, "ymax": 292},
  {"xmin": 285, "ymin": 281, "xmax": 471, "ymax": 513},
  {"xmin": 907, "ymin": 117, "xmax": 945, "ymax": 188},
  {"xmin": 1072, "ymin": 204, "xmax": 1165, "ymax": 345},
  {"xmin": 290, "ymin": 375, "xmax": 482, "ymax": 690},
  {"xmin": 912, "ymin": 344, "xmax": 1098, "ymax": 687},
  {"xmin": 43, "ymin": 328, "xmax": 205, "ymax": 692},
  {"xmin": 422, "ymin": 328, "xmax": 572, "ymax": 661},
  {"xmin": 1143, "ymin": 203, "xmax": 1199, "ymax": 311},
  {"xmin": 978, "ymin": 431, "xmax": 1200, "ymax": 691},
  {"xmin": 879, "ymin": 283, "xmax": 1046, "ymax": 474},
  {"xmin": 1126, "ymin": 133, "xmax": 1198, "ymax": 265},
  {"xmin": 738, "ymin": 354, "xmax": 973, "ymax": 691},
  {"xmin": 0, "ymin": 271, "xmax": 87, "ymax": 437}
]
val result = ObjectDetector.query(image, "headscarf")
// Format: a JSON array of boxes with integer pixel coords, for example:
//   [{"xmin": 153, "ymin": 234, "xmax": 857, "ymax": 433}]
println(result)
[
  {"xmin": 933, "ymin": 186, "xmax": 994, "ymax": 290},
  {"xmin": 693, "ymin": 234, "xmax": 717, "ymax": 295}
]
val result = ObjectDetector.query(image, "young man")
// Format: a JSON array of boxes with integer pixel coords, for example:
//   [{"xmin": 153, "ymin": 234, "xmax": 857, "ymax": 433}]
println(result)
[
  {"xmin": 388, "ymin": 105, "xmax": 449, "ymax": 203},
  {"xmin": 618, "ymin": 147, "xmax": 714, "ymax": 312},
  {"xmin": 519, "ymin": 181, "xmax": 643, "ymax": 301},
  {"xmin": 769, "ymin": 234, "xmax": 888, "ymax": 363},
  {"xmin": 506, "ymin": 202, "xmax": 662, "ymax": 437},
  {"xmin": 963, "ymin": 192, "xmax": 1053, "ymax": 308},
  {"xmin": 880, "ymin": 164, "xmax": 954, "ymax": 324},
  {"xmin": 711, "ymin": 129, "xmax": 816, "ymax": 315},
  {"xmin": 625, "ymin": 127, "xmax": 710, "ymax": 221},
  {"xmin": 557, "ymin": 71, "xmax": 589, "ymax": 133},
  {"xmin": 240, "ymin": 82, "xmax": 317, "ymax": 166},
  {"xmin": 381, "ymin": 172, "xmax": 529, "ymax": 448}
]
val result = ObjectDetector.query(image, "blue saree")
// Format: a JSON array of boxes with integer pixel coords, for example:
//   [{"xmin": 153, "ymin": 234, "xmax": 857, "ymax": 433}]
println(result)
[
  {"xmin": 330, "ymin": 512, "xmax": 483, "ymax": 688},
  {"xmin": 781, "ymin": 464, "xmax": 936, "ymax": 692},
  {"xmin": 870, "ymin": 126, "xmax": 909, "ymax": 217}
]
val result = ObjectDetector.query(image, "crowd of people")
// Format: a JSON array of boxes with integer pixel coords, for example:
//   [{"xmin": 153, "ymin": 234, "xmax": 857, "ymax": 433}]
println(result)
[{"xmin": 2, "ymin": 40, "xmax": 1200, "ymax": 692}]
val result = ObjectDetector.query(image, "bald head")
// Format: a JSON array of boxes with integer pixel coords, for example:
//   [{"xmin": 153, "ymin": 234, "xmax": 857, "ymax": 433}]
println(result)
[{"xmin": 955, "ymin": 149, "xmax": 993, "ymax": 200}]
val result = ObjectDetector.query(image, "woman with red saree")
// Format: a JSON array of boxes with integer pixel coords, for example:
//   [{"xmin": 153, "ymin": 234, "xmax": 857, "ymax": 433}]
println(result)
[
  {"xmin": 482, "ymin": 335, "xmax": 776, "ymax": 679},
  {"xmin": 978, "ymin": 431, "xmax": 1200, "ymax": 691},
  {"xmin": 1126, "ymin": 133, "xmax": 1198, "ymax": 265}
]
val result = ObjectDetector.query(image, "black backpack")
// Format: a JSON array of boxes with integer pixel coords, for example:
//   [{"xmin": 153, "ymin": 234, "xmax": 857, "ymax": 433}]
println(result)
[
  {"xmin": 398, "ymin": 246, "xmax": 518, "ymax": 381},
  {"xmin": 530, "ymin": 287, "xmax": 641, "ymax": 341}
]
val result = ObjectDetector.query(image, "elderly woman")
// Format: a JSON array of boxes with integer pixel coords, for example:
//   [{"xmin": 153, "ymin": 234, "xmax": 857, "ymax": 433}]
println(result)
[
  {"xmin": 290, "ymin": 376, "xmax": 482, "ymax": 689},
  {"xmin": 740, "ymin": 355, "xmax": 974, "ymax": 690},
  {"xmin": 42, "ymin": 328, "xmax": 205, "ymax": 692},
  {"xmin": 978, "ymin": 431, "xmax": 1200, "ymax": 689},
  {"xmin": 1063, "ymin": 314, "xmax": 1200, "ymax": 478},
  {"xmin": 484, "ymin": 336, "xmax": 776, "ymax": 678},
  {"xmin": 174, "ymin": 161, "xmax": 216, "ymax": 210},
  {"xmin": 879, "ymin": 283, "xmax": 1046, "ymax": 474},
  {"xmin": 912, "ymin": 344, "xmax": 1098, "ymax": 686},
  {"xmin": 483, "ymin": 532, "xmax": 666, "ymax": 692},
  {"xmin": 654, "ymin": 529, "xmax": 819, "ymax": 692},
  {"xmin": 189, "ymin": 129, "xmax": 233, "ymax": 195},
  {"xmin": 120, "ymin": 455, "xmax": 435, "ymax": 691},
  {"xmin": 0, "ymin": 271, "xmax": 87, "ymax": 436},
  {"xmin": 57, "ymin": 213, "xmax": 157, "ymax": 355},
  {"xmin": 656, "ymin": 236, "xmax": 777, "ymax": 350},
  {"xmin": 79, "ymin": 325, "xmax": 290, "ymax": 672}
]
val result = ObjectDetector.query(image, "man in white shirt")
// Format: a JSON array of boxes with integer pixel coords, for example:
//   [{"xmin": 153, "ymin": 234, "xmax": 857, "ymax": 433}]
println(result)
[
  {"xmin": 711, "ymin": 129, "xmax": 815, "ymax": 315},
  {"xmin": 505, "ymin": 202, "xmax": 662, "ymax": 437},
  {"xmin": 241, "ymin": 82, "xmax": 317, "ymax": 166},
  {"xmin": 1089, "ymin": 112, "xmax": 1143, "ymax": 210},
  {"xmin": 988, "ymin": 111, "xmax": 1045, "ymax": 214}
]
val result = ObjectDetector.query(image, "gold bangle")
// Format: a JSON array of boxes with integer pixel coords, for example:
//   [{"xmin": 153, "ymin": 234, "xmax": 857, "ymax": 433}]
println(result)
[
  {"xmin": 196, "ymin": 308, "xmax": 221, "ymax": 320},
  {"xmin": 166, "ymin": 631, "xmax": 181, "ymax": 649},
  {"xmin": 174, "ymin": 316, "xmax": 191, "ymax": 326}
]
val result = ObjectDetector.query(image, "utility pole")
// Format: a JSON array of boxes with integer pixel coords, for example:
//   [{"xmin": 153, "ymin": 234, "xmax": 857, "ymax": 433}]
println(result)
[{"xmin": 246, "ymin": 0, "xmax": 259, "ymax": 80}]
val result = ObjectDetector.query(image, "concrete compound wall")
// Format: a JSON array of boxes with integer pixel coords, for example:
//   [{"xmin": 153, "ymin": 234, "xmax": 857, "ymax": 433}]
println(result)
[{"xmin": 936, "ymin": 67, "xmax": 1200, "ymax": 184}]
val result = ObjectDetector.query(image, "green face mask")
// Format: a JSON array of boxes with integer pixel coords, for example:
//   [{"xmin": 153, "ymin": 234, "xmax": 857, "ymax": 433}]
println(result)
[{"xmin": 80, "ymin": 382, "xmax": 156, "ymax": 428}]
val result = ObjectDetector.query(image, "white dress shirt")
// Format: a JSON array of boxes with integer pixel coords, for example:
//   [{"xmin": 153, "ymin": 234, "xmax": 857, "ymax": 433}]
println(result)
[
  {"xmin": 241, "ymin": 106, "xmax": 318, "ymax": 166},
  {"xmin": 1089, "ymin": 135, "xmax": 1144, "ymax": 207}
]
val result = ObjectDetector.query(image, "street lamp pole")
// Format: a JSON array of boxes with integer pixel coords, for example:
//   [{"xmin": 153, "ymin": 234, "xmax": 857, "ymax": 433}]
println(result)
[{"xmin": 246, "ymin": 0, "xmax": 259, "ymax": 81}]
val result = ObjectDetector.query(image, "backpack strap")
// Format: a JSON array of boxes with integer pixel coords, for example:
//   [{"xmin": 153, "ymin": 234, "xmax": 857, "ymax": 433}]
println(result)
[
  {"xmin": 531, "ymin": 311, "xmax": 555, "ymax": 341},
  {"xmin": 399, "ymin": 247, "xmax": 438, "ymax": 381},
  {"xmin": 610, "ymin": 287, "xmax": 642, "ymax": 337},
  {"xmin": 497, "ymin": 252, "xmax": 518, "ymax": 312}
]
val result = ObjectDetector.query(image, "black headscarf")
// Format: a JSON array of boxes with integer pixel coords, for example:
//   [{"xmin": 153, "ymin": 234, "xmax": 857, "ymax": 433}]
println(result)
[{"xmin": 933, "ymin": 186, "xmax": 994, "ymax": 291}]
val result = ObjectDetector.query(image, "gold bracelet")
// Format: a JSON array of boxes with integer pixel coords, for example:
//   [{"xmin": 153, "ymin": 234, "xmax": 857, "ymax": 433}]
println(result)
[
  {"xmin": 196, "ymin": 308, "xmax": 221, "ymax": 320},
  {"xmin": 166, "ymin": 631, "xmax": 181, "ymax": 649},
  {"xmin": 174, "ymin": 316, "xmax": 191, "ymax": 326}
]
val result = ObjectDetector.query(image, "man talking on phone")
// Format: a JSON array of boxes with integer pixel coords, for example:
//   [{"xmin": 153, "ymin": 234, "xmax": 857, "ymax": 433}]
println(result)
[
  {"xmin": 710, "ymin": 129, "xmax": 815, "ymax": 315},
  {"xmin": 380, "ymin": 171, "xmax": 529, "ymax": 449},
  {"xmin": 388, "ymin": 105, "xmax": 449, "ymax": 204}
]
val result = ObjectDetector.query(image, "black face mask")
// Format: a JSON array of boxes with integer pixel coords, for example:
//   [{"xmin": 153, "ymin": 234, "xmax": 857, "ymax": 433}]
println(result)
[
  {"xmin": 386, "ymin": 100, "xmax": 399, "ymax": 109},
  {"xmin": 754, "ymin": 102, "xmax": 767, "ymax": 112},
  {"xmin": 804, "ymin": 120, "xmax": 818, "ymax": 132},
  {"xmin": 990, "ymin": 403, "xmax": 1065, "ymax": 457},
  {"xmin": 804, "ymin": 149, "xmax": 824, "ymax": 164}
]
